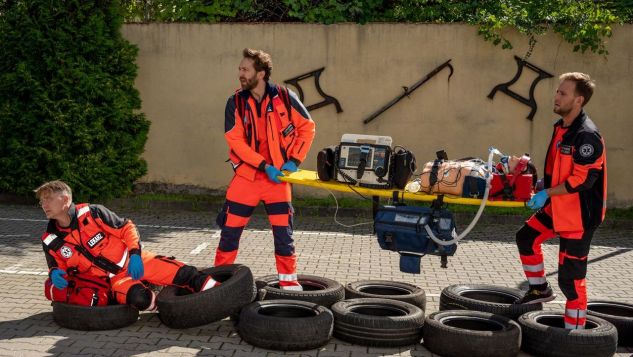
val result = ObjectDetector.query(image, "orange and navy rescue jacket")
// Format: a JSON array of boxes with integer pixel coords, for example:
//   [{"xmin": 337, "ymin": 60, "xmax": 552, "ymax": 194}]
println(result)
[
  {"xmin": 41, "ymin": 203, "xmax": 141, "ymax": 278},
  {"xmin": 224, "ymin": 82, "xmax": 316, "ymax": 181},
  {"xmin": 544, "ymin": 111, "xmax": 607, "ymax": 232}
]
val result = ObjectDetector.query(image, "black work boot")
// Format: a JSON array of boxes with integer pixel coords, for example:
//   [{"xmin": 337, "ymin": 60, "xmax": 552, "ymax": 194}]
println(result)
[{"xmin": 515, "ymin": 283, "xmax": 556, "ymax": 304}]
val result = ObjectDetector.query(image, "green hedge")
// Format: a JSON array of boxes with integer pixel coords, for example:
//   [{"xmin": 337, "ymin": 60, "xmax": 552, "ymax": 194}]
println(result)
[
  {"xmin": 122, "ymin": 0, "xmax": 629, "ymax": 56},
  {"xmin": 0, "ymin": 0, "xmax": 150, "ymax": 201}
]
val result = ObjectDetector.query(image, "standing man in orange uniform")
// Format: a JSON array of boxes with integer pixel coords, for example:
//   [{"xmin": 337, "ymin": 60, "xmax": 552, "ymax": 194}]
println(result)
[
  {"xmin": 515, "ymin": 73, "xmax": 607, "ymax": 330},
  {"xmin": 215, "ymin": 48, "xmax": 316, "ymax": 290}
]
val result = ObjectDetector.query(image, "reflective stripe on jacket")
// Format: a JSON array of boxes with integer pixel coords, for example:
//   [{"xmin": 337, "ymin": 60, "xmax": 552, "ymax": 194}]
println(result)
[
  {"xmin": 543, "ymin": 111, "xmax": 607, "ymax": 232},
  {"xmin": 224, "ymin": 82, "xmax": 316, "ymax": 181}
]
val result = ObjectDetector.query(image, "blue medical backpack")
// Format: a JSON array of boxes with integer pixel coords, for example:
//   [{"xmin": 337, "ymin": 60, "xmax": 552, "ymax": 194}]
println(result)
[{"xmin": 374, "ymin": 205, "xmax": 458, "ymax": 274}]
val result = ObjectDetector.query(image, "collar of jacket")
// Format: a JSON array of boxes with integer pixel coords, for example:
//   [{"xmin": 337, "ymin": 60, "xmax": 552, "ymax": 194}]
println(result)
[
  {"xmin": 67, "ymin": 202, "xmax": 80, "ymax": 229},
  {"xmin": 46, "ymin": 202, "xmax": 78, "ymax": 233},
  {"xmin": 554, "ymin": 110, "xmax": 587, "ymax": 139}
]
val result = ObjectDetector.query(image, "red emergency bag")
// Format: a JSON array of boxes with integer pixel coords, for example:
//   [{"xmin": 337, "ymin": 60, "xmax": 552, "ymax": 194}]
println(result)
[
  {"xmin": 489, "ymin": 154, "xmax": 537, "ymax": 201},
  {"xmin": 45, "ymin": 273, "xmax": 112, "ymax": 306}
]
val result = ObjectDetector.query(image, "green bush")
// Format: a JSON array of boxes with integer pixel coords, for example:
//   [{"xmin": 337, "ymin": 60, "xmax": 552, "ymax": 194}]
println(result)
[
  {"xmin": 0, "ymin": 0, "xmax": 150, "ymax": 201},
  {"xmin": 121, "ymin": 0, "xmax": 629, "ymax": 56}
]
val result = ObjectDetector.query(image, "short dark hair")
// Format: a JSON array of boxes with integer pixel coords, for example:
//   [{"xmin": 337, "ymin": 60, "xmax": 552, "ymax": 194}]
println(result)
[
  {"xmin": 559, "ymin": 72, "xmax": 595, "ymax": 106},
  {"xmin": 243, "ymin": 48, "xmax": 272, "ymax": 81}
]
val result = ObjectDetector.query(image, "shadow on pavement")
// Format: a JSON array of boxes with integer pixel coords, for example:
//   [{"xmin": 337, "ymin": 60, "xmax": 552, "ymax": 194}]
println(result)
[
  {"xmin": 1, "ymin": 310, "xmax": 631, "ymax": 356},
  {"xmin": 0, "ymin": 311, "xmax": 242, "ymax": 356},
  {"xmin": 0, "ymin": 310, "xmax": 420, "ymax": 356}
]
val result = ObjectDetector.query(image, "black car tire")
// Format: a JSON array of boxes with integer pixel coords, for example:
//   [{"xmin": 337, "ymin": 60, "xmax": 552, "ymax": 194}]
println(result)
[
  {"xmin": 157, "ymin": 264, "xmax": 255, "ymax": 329},
  {"xmin": 440, "ymin": 284, "xmax": 542, "ymax": 320},
  {"xmin": 518, "ymin": 310, "xmax": 618, "ymax": 357},
  {"xmin": 237, "ymin": 300, "xmax": 333, "ymax": 351},
  {"xmin": 52, "ymin": 302, "xmax": 139, "ymax": 331},
  {"xmin": 423, "ymin": 310, "xmax": 521, "ymax": 357},
  {"xmin": 331, "ymin": 298, "xmax": 424, "ymax": 347},
  {"xmin": 588, "ymin": 300, "xmax": 633, "ymax": 347},
  {"xmin": 345, "ymin": 280, "xmax": 426, "ymax": 311},
  {"xmin": 255, "ymin": 274, "xmax": 344, "ymax": 308}
]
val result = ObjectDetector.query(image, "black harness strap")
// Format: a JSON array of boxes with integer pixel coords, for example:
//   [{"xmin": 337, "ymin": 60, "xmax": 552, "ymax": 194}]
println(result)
[
  {"xmin": 429, "ymin": 159, "xmax": 442, "ymax": 188},
  {"xmin": 46, "ymin": 212, "xmax": 123, "ymax": 276},
  {"xmin": 72, "ymin": 244, "xmax": 123, "ymax": 276},
  {"xmin": 276, "ymin": 85, "xmax": 292, "ymax": 121}
]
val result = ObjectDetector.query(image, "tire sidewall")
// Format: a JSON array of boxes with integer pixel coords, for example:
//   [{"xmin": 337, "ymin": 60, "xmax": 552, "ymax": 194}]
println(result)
[
  {"xmin": 256, "ymin": 274, "xmax": 344, "ymax": 307},
  {"xmin": 238, "ymin": 300, "xmax": 334, "ymax": 351},
  {"xmin": 52, "ymin": 302, "xmax": 139, "ymax": 331},
  {"xmin": 345, "ymin": 280, "xmax": 426, "ymax": 310}
]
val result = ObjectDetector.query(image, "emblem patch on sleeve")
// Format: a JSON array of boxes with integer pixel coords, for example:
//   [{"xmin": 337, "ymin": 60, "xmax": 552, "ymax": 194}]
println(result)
[
  {"xmin": 579, "ymin": 144, "xmax": 594, "ymax": 157},
  {"xmin": 60, "ymin": 246, "xmax": 73, "ymax": 258}
]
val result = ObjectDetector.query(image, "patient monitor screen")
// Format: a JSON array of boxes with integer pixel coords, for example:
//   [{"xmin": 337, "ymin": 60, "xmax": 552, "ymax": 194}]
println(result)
[{"xmin": 342, "ymin": 146, "xmax": 387, "ymax": 169}]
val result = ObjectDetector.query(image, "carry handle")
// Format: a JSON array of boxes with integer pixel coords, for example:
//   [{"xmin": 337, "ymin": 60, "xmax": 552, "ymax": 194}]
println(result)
[{"xmin": 356, "ymin": 145, "xmax": 371, "ymax": 179}]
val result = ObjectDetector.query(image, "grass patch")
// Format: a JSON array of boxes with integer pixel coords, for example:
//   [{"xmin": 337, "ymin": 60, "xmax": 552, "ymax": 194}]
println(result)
[
  {"xmin": 606, "ymin": 207, "xmax": 633, "ymax": 220},
  {"xmin": 135, "ymin": 193, "xmax": 224, "ymax": 204},
  {"xmin": 293, "ymin": 196, "xmax": 373, "ymax": 209}
]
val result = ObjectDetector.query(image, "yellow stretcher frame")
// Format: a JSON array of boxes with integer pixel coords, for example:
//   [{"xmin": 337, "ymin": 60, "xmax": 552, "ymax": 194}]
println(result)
[{"xmin": 280, "ymin": 170, "xmax": 526, "ymax": 208}]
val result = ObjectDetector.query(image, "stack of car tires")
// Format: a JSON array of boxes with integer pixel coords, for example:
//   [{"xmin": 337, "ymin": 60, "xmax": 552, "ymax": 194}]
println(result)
[
  {"xmin": 235, "ymin": 274, "xmax": 343, "ymax": 350},
  {"xmin": 426, "ymin": 283, "xmax": 623, "ymax": 357},
  {"xmin": 237, "ymin": 277, "xmax": 428, "ymax": 350},
  {"xmin": 54, "ymin": 273, "xmax": 632, "ymax": 357}
]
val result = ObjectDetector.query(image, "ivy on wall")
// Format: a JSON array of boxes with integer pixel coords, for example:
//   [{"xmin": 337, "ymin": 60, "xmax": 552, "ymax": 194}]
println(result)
[
  {"xmin": 121, "ymin": 0, "xmax": 631, "ymax": 56},
  {"xmin": 0, "ymin": 0, "xmax": 150, "ymax": 200}
]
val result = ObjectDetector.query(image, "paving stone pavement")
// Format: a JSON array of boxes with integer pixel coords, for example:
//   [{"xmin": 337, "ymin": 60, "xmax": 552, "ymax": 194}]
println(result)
[{"xmin": 1, "ymin": 203, "xmax": 632, "ymax": 357}]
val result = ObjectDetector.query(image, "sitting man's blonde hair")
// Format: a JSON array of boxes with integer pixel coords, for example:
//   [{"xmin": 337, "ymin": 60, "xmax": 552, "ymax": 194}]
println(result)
[{"xmin": 34, "ymin": 180, "xmax": 72, "ymax": 201}]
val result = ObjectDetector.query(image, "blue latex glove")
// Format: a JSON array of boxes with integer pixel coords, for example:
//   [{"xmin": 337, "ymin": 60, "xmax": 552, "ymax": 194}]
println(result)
[
  {"xmin": 281, "ymin": 160, "xmax": 298, "ymax": 173},
  {"xmin": 127, "ymin": 254, "xmax": 144, "ymax": 280},
  {"xmin": 265, "ymin": 165, "xmax": 284, "ymax": 184},
  {"xmin": 527, "ymin": 190, "xmax": 549, "ymax": 210},
  {"xmin": 50, "ymin": 268, "xmax": 68, "ymax": 289}
]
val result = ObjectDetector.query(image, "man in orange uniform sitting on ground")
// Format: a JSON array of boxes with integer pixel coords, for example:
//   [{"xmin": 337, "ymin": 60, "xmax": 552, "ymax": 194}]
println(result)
[
  {"xmin": 515, "ymin": 72, "xmax": 607, "ymax": 330},
  {"xmin": 38, "ymin": 180, "xmax": 220, "ymax": 310},
  {"xmin": 214, "ymin": 48, "xmax": 316, "ymax": 290}
]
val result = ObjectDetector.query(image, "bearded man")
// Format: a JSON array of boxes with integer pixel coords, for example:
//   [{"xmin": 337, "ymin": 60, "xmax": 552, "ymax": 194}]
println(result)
[
  {"xmin": 514, "ymin": 73, "xmax": 607, "ymax": 331},
  {"xmin": 213, "ymin": 48, "xmax": 315, "ymax": 290}
]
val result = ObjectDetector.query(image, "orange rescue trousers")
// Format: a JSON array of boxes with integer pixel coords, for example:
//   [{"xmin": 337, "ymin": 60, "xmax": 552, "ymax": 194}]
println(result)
[
  {"xmin": 516, "ymin": 204, "xmax": 594, "ymax": 329},
  {"xmin": 214, "ymin": 172, "xmax": 301, "ymax": 289}
]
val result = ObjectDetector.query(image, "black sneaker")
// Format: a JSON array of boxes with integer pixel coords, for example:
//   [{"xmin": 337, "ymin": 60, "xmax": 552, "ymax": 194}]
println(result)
[{"xmin": 515, "ymin": 285, "xmax": 556, "ymax": 304}]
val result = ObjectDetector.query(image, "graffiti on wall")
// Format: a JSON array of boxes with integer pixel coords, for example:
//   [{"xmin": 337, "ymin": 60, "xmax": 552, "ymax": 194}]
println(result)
[
  {"xmin": 285, "ymin": 56, "xmax": 553, "ymax": 122},
  {"xmin": 284, "ymin": 67, "xmax": 343, "ymax": 113},
  {"xmin": 488, "ymin": 56, "xmax": 554, "ymax": 120},
  {"xmin": 363, "ymin": 59, "xmax": 454, "ymax": 124}
]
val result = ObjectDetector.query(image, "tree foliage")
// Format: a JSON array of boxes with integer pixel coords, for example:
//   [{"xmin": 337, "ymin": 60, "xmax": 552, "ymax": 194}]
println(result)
[
  {"xmin": 472, "ymin": 0, "xmax": 618, "ymax": 56},
  {"xmin": 121, "ymin": 0, "xmax": 630, "ymax": 56},
  {"xmin": 0, "ymin": 0, "xmax": 150, "ymax": 200}
]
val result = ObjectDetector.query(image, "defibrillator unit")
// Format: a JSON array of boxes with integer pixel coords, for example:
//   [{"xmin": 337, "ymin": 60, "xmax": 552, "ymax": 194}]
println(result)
[
  {"xmin": 316, "ymin": 134, "xmax": 415, "ymax": 189},
  {"xmin": 336, "ymin": 134, "xmax": 393, "ymax": 189}
]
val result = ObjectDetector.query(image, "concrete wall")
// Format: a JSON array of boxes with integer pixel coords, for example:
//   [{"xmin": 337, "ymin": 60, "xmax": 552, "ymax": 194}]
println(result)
[{"xmin": 121, "ymin": 24, "xmax": 633, "ymax": 207}]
